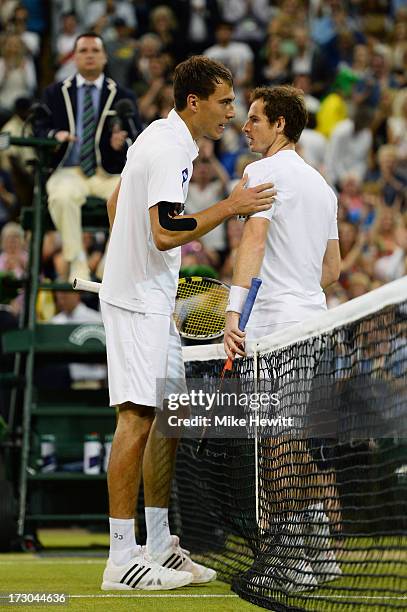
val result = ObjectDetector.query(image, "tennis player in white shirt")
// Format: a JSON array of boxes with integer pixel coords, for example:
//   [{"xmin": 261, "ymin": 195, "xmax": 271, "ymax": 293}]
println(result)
[
  {"xmin": 99, "ymin": 57, "xmax": 275, "ymax": 592},
  {"xmin": 224, "ymin": 85, "xmax": 341, "ymax": 592}
]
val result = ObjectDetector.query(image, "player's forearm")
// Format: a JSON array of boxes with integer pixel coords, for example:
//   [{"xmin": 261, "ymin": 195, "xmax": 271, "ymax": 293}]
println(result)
[
  {"xmin": 321, "ymin": 265, "xmax": 338, "ymax": 289},
  {"xmin": 155, "ymin": 198, "xmax": 234, "ymax": 250},
  {"xmin": 232, "ymin": 230, "xmax": 265, "ymax": 289}
]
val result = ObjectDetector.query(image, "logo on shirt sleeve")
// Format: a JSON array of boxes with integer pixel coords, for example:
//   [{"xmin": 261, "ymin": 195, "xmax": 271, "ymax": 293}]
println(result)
[{"xmin": 182, "ymin": 168, "xmax": 188, "ymax": 185}]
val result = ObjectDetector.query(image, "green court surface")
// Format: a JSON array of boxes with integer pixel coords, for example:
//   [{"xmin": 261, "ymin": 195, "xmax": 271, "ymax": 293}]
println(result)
[
  {"xmin": 1, "ymin": 530, "xmax": 406, "ymax": 612},
  {"xmin": 0, "ymin": 529, "xmax": 258, "ymax": 612}
]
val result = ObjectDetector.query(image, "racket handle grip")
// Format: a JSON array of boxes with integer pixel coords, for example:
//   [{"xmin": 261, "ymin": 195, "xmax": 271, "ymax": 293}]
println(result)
[
  {"xmin": 238, "ymin": 277, "xmax": 262, "ymax": 331},
  {"xmin": 73, "ymin": 278, "xmax": 101, "ymax": 293}
]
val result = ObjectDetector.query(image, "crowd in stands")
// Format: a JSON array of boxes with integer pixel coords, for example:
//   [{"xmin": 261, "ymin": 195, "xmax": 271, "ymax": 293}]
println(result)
[{"xmin": 0, "ymin": 0, "xmax": 407, "ymax": 324}]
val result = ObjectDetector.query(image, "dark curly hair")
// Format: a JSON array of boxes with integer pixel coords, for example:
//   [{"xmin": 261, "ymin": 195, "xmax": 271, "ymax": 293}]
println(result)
[{"xmin": 251, "ymin": 85, "xmax": 308, "ymax": 143}]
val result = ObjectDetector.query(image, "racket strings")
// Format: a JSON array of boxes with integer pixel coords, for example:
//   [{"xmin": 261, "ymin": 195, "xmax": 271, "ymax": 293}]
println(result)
[{"xmin": 174, "ymin": 278, "xmax": 229, "ymax": 339}]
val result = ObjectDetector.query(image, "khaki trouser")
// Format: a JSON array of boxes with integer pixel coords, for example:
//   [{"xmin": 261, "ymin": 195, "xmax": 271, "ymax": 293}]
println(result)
[{"xmin": 46, "ymin": 166, "xmax": 120, "ymax": 262}]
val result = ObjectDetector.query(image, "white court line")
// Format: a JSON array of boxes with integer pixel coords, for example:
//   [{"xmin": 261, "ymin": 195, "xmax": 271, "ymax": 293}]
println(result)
[
  {"xmin": 0, "ymin": 592, "xmax": 406, "ymax": 601},
  {"xmin": 71, "ymin": 594, "xmax": 237, "ymax": 598}
]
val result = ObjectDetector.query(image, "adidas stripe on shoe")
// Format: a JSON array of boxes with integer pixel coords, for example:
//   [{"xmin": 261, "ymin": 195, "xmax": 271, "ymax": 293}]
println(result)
[
  {"xmin": 147, "ymin": 535, "xmax": 216, "ymax": 584},
  {"xmin": 101, "ymin": 552, "xmax": 193, "ymax": 590}
]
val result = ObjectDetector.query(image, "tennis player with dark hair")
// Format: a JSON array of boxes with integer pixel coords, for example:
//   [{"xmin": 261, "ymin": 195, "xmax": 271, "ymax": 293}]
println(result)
[
  {"xmin": 224, "ymin": 85, "xmax": 341, "ymax": 592},
  {"xmin": 99, "ymin": 57, "xmax": 275, "ymax": 591}
]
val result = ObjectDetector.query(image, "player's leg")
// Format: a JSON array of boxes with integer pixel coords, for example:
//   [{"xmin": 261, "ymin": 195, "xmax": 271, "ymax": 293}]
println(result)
[
  {"xmin": 46, "ymin": 167, "xmax": 90, "ymax": 281},
  {"xmin": 100, "ymin": 302, "xmax": 193, "ymax": 590},
  {"xmin": 143, "ymin": 319, "xmax": 216, "ymax": 583}
]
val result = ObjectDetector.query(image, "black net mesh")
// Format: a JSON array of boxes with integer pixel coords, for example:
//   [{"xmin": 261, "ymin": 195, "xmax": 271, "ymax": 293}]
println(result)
[{"xmin": 175, "ymin": 300, "xmax": 407, "ymax": 611}]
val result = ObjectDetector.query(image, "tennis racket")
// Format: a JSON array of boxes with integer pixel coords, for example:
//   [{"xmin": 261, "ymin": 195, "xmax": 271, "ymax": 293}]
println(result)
[
  {"xmin": 195, "ymin": 277, "xmax": 262, "ymax": 457},
  {"xmin": 73, "ymin": 276, "xmax": 230, "ymax": 340}
]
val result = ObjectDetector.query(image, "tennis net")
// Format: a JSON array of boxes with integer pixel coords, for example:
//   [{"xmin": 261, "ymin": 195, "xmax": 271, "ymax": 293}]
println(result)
[{"xmin": 175, "ymin": 276, "xmax": 407, "ymax": 611}]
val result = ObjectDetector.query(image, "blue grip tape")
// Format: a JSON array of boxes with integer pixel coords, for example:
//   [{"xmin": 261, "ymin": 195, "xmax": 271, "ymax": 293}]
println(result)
[{"xmin": 238, "ymin": 277, "xmax": 262, "ymax": 331}]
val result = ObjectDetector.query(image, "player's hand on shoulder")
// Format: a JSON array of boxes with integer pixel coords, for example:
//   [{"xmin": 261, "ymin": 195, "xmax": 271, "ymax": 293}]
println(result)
[
  {"xmin": 228, "ymin": 174, "xmax": 276, "ymax": 217},
  {"xmin": 224, "ymin": 311, "xmax": 246, "ymax": 360}
]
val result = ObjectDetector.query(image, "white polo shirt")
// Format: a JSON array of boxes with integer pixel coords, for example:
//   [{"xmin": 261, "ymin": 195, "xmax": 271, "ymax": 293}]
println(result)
[
  {"xmin": 245, "ymin": 150, "xmax": 338, "ymax": 326},
  {"xmin": 100, "ymin": 109, "xmax": 199, "ymax": 314}
]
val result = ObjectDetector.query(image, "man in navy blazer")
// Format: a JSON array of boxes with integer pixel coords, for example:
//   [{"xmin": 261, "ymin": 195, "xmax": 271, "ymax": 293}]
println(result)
[{"xmin": 38, "ymin": 32, "xmax": 141, "ymax": 282}]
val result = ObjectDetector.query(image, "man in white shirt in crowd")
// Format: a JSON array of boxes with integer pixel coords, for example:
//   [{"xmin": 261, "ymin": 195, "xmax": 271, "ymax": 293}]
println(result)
[
  {"xmin": 99, "ymin": 56, "xmax": 275, "ymax": 592},
  {"xmin": 204, "ymin": 21, "xmax": 254, "ymax": 109},
  {"xmin": 325, "ymin": 105, "xmax": 373, "ymax": 188},
  {"xmin": 52, "ymin": 290, "xmax": 106, "ymax": 387},
  {"xmin": 224, "ymin": 85, "xmax": 341, "ymax": 592}
]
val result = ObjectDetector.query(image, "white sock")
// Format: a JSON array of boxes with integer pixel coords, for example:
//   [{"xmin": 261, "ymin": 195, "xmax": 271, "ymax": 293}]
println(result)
[
  {"xmin": 109, "ymin": 517, "xmax": 139, "ymax": 566},
  {"xmin": 145, "ymin": 507, "xmax": 172, "ymax": 554},
  {"xmin": 307, "ymin": 503, "xmax": 330, "ymax": 536}
]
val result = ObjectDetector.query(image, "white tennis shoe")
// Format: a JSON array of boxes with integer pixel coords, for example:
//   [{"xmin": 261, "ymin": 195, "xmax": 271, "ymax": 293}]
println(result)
[
  {"xmin": 304, "ymin": 504, "xmax": 342, "ymax": 584},
  {"xmin": 147, "ymin": 535, "xmax": 217, "ymax": 584},
  {"xmin": 101, "ymin": 550, "xmax": 193, "ymax": 590}
]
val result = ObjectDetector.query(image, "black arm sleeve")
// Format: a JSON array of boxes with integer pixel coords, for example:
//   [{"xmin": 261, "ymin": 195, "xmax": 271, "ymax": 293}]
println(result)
[{"xmin": 158, "ymin": 201, "xmax": 197, "ymax": 231}]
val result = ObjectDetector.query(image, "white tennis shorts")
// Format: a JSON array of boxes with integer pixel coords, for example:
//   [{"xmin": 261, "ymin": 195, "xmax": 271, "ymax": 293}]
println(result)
[{"xmin": 100, "ymin": 300, "xmax": 186, "ymax": 408}]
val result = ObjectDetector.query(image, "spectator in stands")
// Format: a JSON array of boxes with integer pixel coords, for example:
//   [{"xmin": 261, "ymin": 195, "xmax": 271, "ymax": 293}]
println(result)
[
  {"xmin": 85, "ymin": 0, "xmax": 136, "ymax": 40},
  {"xmin": 391, "ymin": 18, "xmax": 407, "ymax": 72},
  {"xmin": 260, "ymin": 34, "xmax": 292, "ymax": 88},
  {"xmin": 376, "ymin": 144, "xmax": 407, "ymax": 209},
  {"xmin": 105, "ymin": 17, "xmax": 137, "ymax": 88},
  {"xmin": 216, "ymin": 106, "xmax": 249, "ymax": 177},
  {"xmin": 220, "ymin": 216, "xmax": 245, "ymax": 283},
  {"xmin": 51, "ymin": 290, "xmax": 106, "ymax": 388},
  {"xmin": 325, "ymin": 105, "xmax": 373, "ymax": 188},
  {"xmin": 180, "ymin": 0, "xmax": 221, "ymax": 56},
  {"xmin": 388, "ymin": 88, "xmax": 407, "ymax": 159},
  {"xmin": 0, "ymin": 169, "xmax": 17, "ymax": 230},
  {"xmin": 0, "ymin": 1, "xmax": 18, "ymax": 27},
  {"xmin": 149, "ymin": 4, "xmax": 182, "ymax": 65},
  {"xmin": 339, "ymin": 221, "xmax": 371, "ymax": 287},
  {"xmin": 369, "ymin": 205, "xmax": 407, "ymax": 282},
  {"xmin": 370, "ymin": 88, "xmax": 395, "ymax": 154},
  {"xmin": 36, "ymin": 32, "xmax": 142, "ymax": 282},
  {"xmin": 0, "ymin": 220, "xmax": 26, "ymax": 272},
  {"xmin": 315, "ymin": 90, "xmax": 347, "ymax": 140},
  {"xmin": 82, "ymin": 230, "xmax": 105, "ymax": 278},
  {"xmin": 154, "ymin": 81, "xmax": 174, "ymax": 119},
  {"xmin": 137, "ymin": 54, "xmax": 171, "ymax": 123},
  {"xmin": 9, "ymin": 3, "xmax": 40, "ymax": 58},
  {"xmin": 218, "ymin": 0, "xmax": 272, "ymax": 46},
  {"xmin": 351, "ymin": 44, "xmax": 371, "ymax": 79},
  {"xmin": 338, "ymin": 173, "xmax": 365, "ymax": 225},
  {"xmin": 53, "ymin": 1, "xmax": 89, "ymax": 28},
  {"xmin": 0, "ymin": 33, "xmax": 36, "ymax": 118},
  {"xmin": 129, "ymin": 32, "xmax": 162, "ymax": 96},
  {"xmin": 296, "ymin": 74, "xmax": 327, "ymax": 173},
  {"xmin": 293, "ymin": 73, "xmax": 320, "ymax": 116},
  {"xmin": 54, "ymin": 11, "xmax": 80, "ymax": 82},
  {"xmin": 204, "ymin": 21, "xmax": 254, "ymax": 108},
  {"xmin": 291, "ymin": 26, "xmax": 331, "ymax": 98},
  {"xmin": 0, "ymin": 97, "xmax": 35, "ymax": 208},
  {"xmin": 354, "ymin": 48, "xmax": 399, "ymax": 109},
  {"xmin": 347, "ymin": 271, "xmax": 372, "ymax": 299},
  {"xmin": 185, "ymin": 138, "xmax": 229, "ymax": 265}
]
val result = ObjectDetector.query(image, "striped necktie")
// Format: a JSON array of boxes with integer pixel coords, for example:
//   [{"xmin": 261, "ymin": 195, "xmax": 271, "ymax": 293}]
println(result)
[{"xmin": 80, "ymin": 84, "xmax": 96, "ymax": 177}]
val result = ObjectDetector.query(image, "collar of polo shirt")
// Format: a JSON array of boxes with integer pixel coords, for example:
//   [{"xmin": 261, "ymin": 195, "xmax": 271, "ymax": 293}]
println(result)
[
  {"xmin": 167, "ymin": 109, "xmax": 199, "ymax": 161},
  {"xmin": 76, "ymin": 73, "xmax": 104, "ymax": 90}
]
